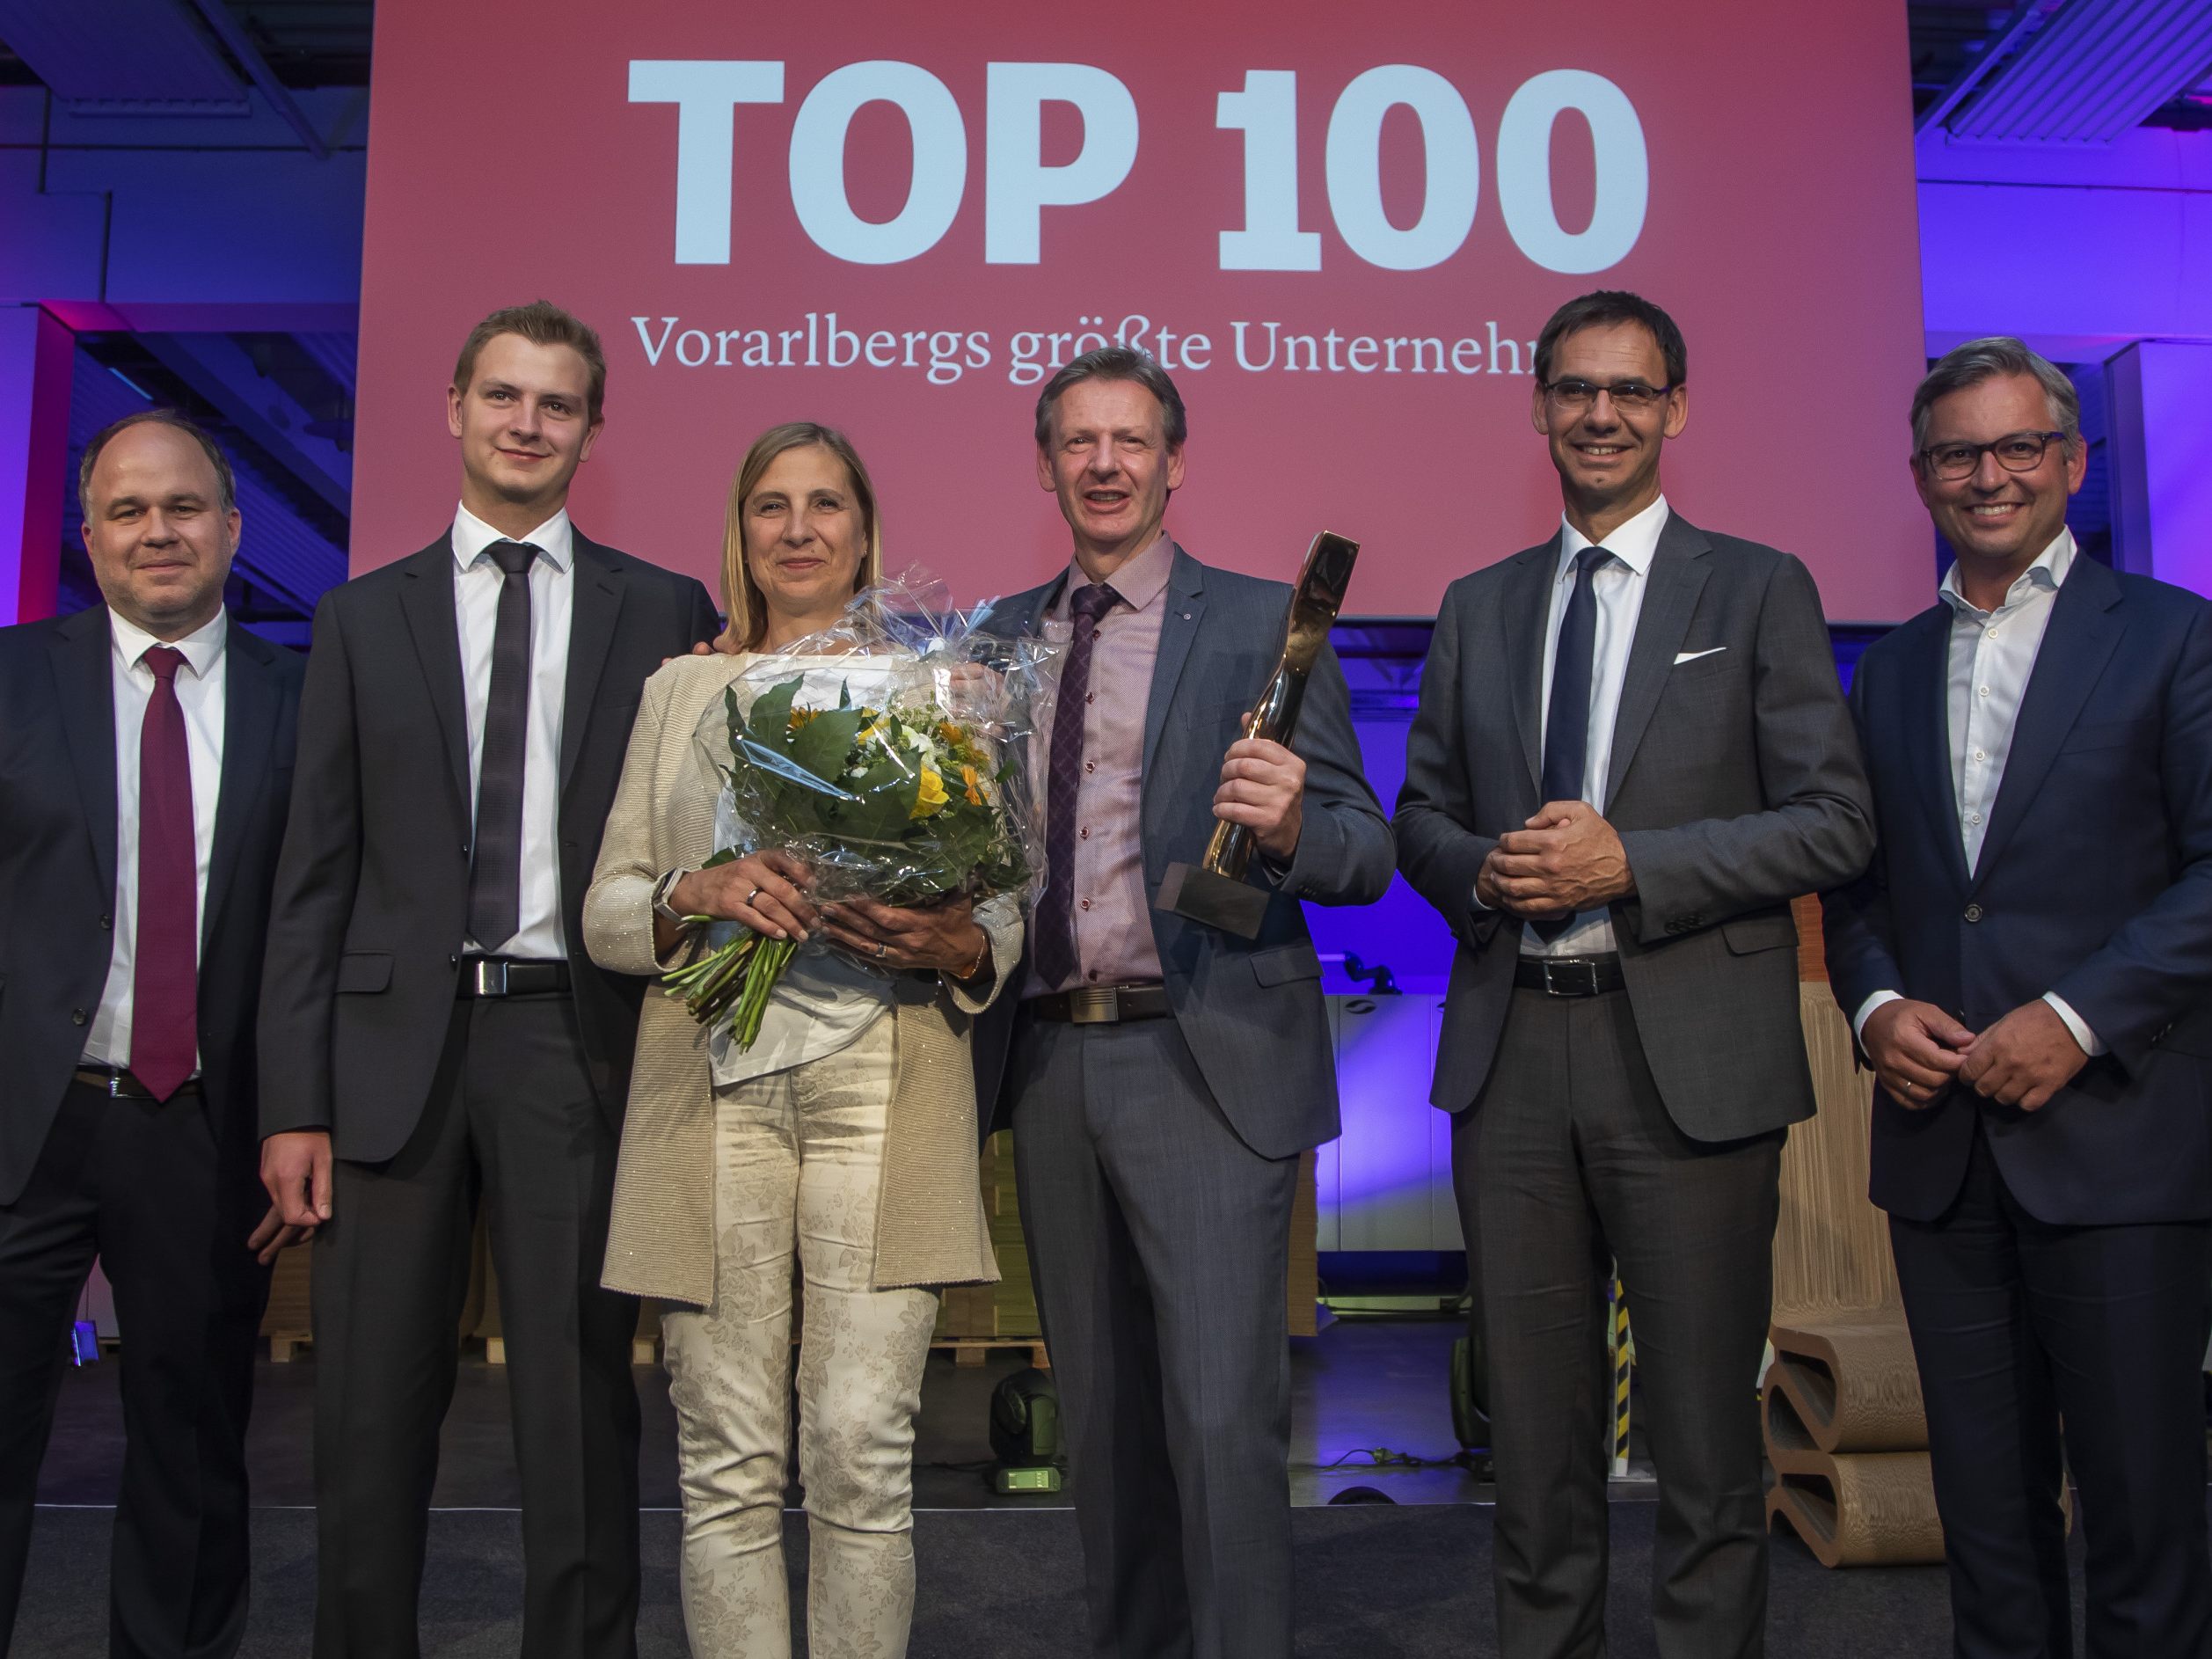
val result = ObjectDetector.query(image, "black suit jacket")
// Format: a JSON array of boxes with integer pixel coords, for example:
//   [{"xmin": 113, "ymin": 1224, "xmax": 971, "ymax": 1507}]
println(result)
[
  {"xmin": 0, "ymin": 607, "xmax": 303, "ymax": 1205},
  {"xmin": 257, "ymin": 533, "xmax": 719, "ymax": 1161},
  {"xmin": 1396, "ymin": 511, "xmax": 1875, "ymax": 1140},
  {"xmin": 1825, "ymin": 557, "xmax": 2212, "ymax": 1225},
  {"xmin": 971, "ymin": 545, "xmax": 1396, "ymax": 1159}
]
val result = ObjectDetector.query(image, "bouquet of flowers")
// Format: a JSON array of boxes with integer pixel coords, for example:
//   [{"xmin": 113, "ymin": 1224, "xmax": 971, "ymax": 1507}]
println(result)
[{"xmin": 664, "ymin": 575, "xmax": 1056, "ymax": 1050}]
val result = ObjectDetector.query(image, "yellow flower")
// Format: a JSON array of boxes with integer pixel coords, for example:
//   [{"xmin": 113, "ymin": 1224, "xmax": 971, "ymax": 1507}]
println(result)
[
  {"xmin": 912, "ymin": 766, "xmax": 950, "ymax": 819},
  {"xmin": 962, "ymin": 764, "xmax": 983, "ymax": 806}
]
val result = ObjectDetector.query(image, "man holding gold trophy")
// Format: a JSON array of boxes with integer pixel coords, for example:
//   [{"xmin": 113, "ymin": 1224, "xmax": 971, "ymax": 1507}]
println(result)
[{"xmin": 974, "ymin": 347, "xmax": 1393, "ymax": 1659}]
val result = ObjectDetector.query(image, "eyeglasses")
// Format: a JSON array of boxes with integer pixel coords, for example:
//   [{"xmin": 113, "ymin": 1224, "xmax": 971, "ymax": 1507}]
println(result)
[
  {"xmin": 1916, "ymin": 430, "xmax": 2067, "ymax": 480},
  {"xmin": 1538, "ymin": 377, "xmax": 1676, "ymax": 413}
]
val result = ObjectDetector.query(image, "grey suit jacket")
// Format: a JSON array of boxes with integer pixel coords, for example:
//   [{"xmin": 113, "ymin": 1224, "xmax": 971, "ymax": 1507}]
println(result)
[
  {"xmin": 1395, "ymin": 511, "xmax": 1874, "ymax": 1141},
  {"xmin": 975, "ymin": 544, "xmax": 1396, "ymax": 1159}
]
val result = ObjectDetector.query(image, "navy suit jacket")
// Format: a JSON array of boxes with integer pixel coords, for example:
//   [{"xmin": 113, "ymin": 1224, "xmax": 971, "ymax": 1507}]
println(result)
[
  {"xmin": 1825, "ymin": 555, "xmax": 2212, "ymax": 1225},
  {"xmin": 0, "ymin": 606, "xmax": 302, "ymax": 1206},
  {"xmin": 972, "ymin": 544, "xmax": 1396, "ymax": 1159}
]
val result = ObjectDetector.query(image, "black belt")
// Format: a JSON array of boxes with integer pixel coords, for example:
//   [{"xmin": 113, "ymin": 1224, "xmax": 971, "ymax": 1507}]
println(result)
[
  {"xmin": 1026, "ymin": 983, "xmax": 1173, "ymax": 1024},
  {"xmin": 74, "ymin": 1065, "xmax": 201, "ymax": 1099},
  {"xmin": 1514, "ymin": 954, "xmax": 1626, "ymax": 998},
  {"xmin": 456, "ymin": 957, "xmax": 571, "ymax": 998}
]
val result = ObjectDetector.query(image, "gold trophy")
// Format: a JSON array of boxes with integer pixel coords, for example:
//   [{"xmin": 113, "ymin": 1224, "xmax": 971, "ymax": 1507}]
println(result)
[{"xmin": 1157, "ymin": 531, "xmax": 1361, "ymax": 939}]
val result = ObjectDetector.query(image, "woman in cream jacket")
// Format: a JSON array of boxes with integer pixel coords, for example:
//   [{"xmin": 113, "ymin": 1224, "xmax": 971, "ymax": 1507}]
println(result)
[{"xmin": 582, "ymin": 422, "xmax": 1018, "ymax": 1657}]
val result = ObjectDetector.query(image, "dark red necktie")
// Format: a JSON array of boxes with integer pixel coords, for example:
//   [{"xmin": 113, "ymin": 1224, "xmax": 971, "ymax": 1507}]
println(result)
[
  {"xmin": 1032, "ymin": 581, "xmax": 1120, "ymax": 989},
  {"xmin": 130, "ymin": 646, "xmax": 198, "ymax": 1101}
]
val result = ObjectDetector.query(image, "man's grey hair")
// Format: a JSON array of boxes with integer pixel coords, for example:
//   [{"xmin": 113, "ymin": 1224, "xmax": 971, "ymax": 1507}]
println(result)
[
  {"xmin": 77, "ymin": 409, "xmax": 238, "ymax": 519},
  {"xmin": 1033, "ymin": 346, "xmax": 1188, "ymax": 449},
  {"xmin": 1910, "ymin": 337, "xmax": 2080, "ymax": 456}
]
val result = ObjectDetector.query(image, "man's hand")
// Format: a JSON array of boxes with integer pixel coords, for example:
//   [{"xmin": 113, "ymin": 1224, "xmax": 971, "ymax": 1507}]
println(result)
[
  {"xmin": 260, "ymin": 1129, "xmax": 332, "ymax": 1232},
  {"xmin": 1215, "ymin": 735, "xmax": 1305, "ymax": 862},
  {"xmin": 1862, "ymin": 999, "xmax": 1974, "ymax": 1109},
  {"xmin": 1487, "ymin": 800, "xmax": 1634, "ymax": 917},
  {"xmin": 246, "ymin": 1204, "xmax": 317, "ymax": 1265},
  {"xmin": 662, "ymin": 628, "xmax": 744, "ymax": 667},
  {"xmin": 1959, "ymin": 1000, "xmax": 2090, "ymax": 1112}
]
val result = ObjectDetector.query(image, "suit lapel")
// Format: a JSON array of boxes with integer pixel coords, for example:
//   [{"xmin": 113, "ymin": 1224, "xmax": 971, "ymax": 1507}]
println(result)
[
  {"xmin": 202, "ymin": 621, "xmax": 279, "ymax": 948},
  {"xmin": 1969, "ymin": 558, "xmax": 2125, "ymax": 888},
  {"xmin": 1500, "ymin": 538, "xmax": 1559, "ymax": 793},
  {"xmin": 50, "ymin": 608, "xmax": 120, "ymax": 899},
  {"xmin": 1894, "ymin": 605, "xmax": 1971, "ymax": 893},
  {"xmin": 1603, "ymin": 515, "xmax": 1712, "ymax": 802},
  {"xmin": 1141, "ymin": 547, "xmax": 1207, "ymax": 780},
  {"xmin": 561, "ymin": 535, "xmax": 626, "ymax": 793},
  {"xmin": 396, "ymin": 538, "xmax": 471, "ymax": 812}
]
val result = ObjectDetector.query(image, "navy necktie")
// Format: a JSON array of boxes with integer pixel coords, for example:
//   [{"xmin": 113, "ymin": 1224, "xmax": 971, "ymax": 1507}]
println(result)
[
  {"xmin": 468, "ymin": 539, "xmax": 538, "ymax": 952},
  {"xmin": 1033, "ymin": 581, "xmax": 1121, "ymax": 990},
  {"xmin": 1531, "ymin": 546, "xmax": 1610, "ymax": 943}
]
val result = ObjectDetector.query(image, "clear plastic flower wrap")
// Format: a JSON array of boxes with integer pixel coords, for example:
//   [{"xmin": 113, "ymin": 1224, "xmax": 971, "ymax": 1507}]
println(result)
[{"xmin": 662, "ymin": 572, "xmax": 1061, "ymax": 1049}]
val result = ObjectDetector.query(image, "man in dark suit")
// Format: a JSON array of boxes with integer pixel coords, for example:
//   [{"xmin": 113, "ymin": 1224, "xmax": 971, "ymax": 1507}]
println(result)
[
  {"xmin": 0, "ymin": 412, "xmax": 304, "ymax": 1657},
  {"xmin": 973, "ymin": 347, "xmax": 1393, "ymax": 1658},
  {"xmin": 1396, "ymin": 290, "xmax": 1874, "ymax": 1658},
  {"xmin": 1826, "ymin": 337, "xmax": 2212, "ymax": 1657},
  {"xmin": 257, "ymin": 302, "xmax": 719, "ymax": 1658}
]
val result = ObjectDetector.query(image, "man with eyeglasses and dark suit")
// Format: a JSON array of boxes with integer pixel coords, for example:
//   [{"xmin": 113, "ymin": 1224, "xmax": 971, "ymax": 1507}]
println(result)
[
  {"xmin": 1396, "ymin": 289, "xmax": 1873, "ymax": 1657},
  {"xmin": 1827, "ymin": 338, "xmax": 2212, "ymax": 1657}
]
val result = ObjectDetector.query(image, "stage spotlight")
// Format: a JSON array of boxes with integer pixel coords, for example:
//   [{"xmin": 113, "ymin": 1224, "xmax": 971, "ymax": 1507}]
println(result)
[
  {"xmin": 1326, "ymin": 1486, "xmax": 1396, "ymax": 1505},
  {"xmin": 989, "ymin": 1368, "xmax": 1066, "ymax": 1495}
]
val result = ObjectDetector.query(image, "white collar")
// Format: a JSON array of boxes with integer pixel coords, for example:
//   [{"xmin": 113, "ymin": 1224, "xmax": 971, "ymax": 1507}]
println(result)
[
  {"xmin": 1938, "ymin": 527, "xmax": 2076, "ymax": 618},
  {"xmin": 451, "ymin": 502, "xmax": 575, "ymax": 574},
  {"xmin": 108, "ymin": 604, "xmax": 228, "ymax": 679},
  {"xmin": 1558, "ymin": 494, "xmax": 1670, "ymax": 581}
]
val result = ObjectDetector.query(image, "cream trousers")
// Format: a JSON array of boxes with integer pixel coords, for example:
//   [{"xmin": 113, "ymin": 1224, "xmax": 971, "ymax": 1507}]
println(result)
[{"xmin": 661, "ymin": 1018, "xmax": 938, "ymax": 1658}]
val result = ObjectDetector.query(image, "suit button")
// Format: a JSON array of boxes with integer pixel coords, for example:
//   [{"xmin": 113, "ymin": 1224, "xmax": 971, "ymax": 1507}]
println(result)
[
  {"xmin": 1963, "ymin": 903, "xmax": 1983, "ymax": 923},
  {"xmin": 99, "ymin": 913, "xmax": 112, "ymax": 930},
  {"xmin": 70, "ymin": 1008, "xmax": 88, "ymax": 1026}
]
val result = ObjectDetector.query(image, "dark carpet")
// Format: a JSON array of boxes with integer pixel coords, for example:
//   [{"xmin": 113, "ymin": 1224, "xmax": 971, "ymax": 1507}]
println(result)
[{"xmin": 15, "ymin": 1501, "xmax": 1997, "ymax": 1657}]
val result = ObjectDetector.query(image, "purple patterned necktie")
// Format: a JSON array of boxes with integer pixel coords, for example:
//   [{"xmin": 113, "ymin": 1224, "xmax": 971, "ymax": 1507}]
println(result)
[
  {"xmin": 1530, "ymin": 546, "xmax": 1610, "ymax": 944},
  {"xmin": 1032, "ymin": 581, "xmax": 1121, "ymax": 989},
  {"xmin": 130, "ymin": 646, "xmax": 198, "ymax": 1100}
]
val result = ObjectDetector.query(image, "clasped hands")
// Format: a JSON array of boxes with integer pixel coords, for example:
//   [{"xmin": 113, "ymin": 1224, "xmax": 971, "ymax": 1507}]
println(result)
[
  {"xmin": 672, "ymin": 851, "xmax": 989, "ymax": 976},
  {"xmin": 1860, "ymin": 998, "xmax": 2089, "ymax": 1114},
  {"xmin": 1477, "ymin": 800, "xmax": 1634, "ymax": 917}
]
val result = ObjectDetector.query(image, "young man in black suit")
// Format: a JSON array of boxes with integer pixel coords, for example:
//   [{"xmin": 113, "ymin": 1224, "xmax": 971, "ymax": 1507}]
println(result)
[
  {"xmin": 257, "ymin": 302, "xmax": 719, "ymax": 1657},
  {"xmin": 0, "ymin": 412, "xmax": 304, "ymax": 1657}
]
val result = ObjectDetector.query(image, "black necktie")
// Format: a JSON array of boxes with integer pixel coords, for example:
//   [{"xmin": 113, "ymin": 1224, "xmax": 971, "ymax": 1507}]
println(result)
[
  {"xmin": 468, "ymin": 539, "xmax": 537, "ymax": 952},
  {"xmin": 1531, "ymin": 545, "xmax": 1609, "ymax": 943},
  {"xmin": 1032, "ymin": 581, "xmax": 1121, "ymax": 990}
]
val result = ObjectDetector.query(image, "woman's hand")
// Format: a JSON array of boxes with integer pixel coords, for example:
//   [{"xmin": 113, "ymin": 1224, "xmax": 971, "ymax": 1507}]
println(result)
[
  {"xmin": 671, "ymin": 851, "xmax": 818, "ymax": 941},
  {"xmin": 820, "ymin": 895, "xmax": 989, "ymax": 976}
]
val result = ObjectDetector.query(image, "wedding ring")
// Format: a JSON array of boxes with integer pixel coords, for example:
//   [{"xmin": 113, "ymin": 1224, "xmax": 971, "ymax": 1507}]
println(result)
[
  {"xmin": 745, "ymin": 885, "xmax": 762, "ymax": 905},
  {"xmin": 875, "ymin": 941, "xmax": 888, "ymax": 959}
]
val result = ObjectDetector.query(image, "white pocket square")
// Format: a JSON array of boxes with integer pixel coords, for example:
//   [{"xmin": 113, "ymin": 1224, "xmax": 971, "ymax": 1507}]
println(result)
[{"xmin": 1673, "ymin": 647, "xmax": 1727, "ymax": 665}]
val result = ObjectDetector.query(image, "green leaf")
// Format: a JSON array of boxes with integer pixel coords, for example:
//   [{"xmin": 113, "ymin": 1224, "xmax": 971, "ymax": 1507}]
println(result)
[
  {"xmin": 748, "ymin": 676, "xmax": 801, "ymax": 749},
  {"xmin": 791, "ymin": 706, "xmax": 865, "ymax": 783}
]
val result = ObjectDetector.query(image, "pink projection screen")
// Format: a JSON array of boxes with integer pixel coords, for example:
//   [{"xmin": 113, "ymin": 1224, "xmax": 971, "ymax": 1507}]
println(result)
[{"xmin": 353, "ymin": 0, "xmax": 1930, "ymax": 622}]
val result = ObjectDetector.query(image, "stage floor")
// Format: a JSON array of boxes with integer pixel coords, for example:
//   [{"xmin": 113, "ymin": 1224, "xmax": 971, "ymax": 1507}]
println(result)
[{"xmin": 18, "ymin": 1316, "xmax": 2099, "ymax": 1655}]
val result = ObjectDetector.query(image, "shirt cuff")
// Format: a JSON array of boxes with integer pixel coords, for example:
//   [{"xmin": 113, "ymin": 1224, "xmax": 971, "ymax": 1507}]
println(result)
[
  {"xmin": 2042, "ymin": 992, "xmax": 2106, "ymax": 1057},
  {"xmin": 1470, "ymin": 881, "xmax": 1493, "ymax": 913},
  {"xmin": 1852, "ymin": 990, "xmax": 1902, "ymax": 1046}
]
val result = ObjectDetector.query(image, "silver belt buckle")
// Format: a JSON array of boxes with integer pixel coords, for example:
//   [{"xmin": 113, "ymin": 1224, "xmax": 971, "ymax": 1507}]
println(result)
[
  {"xmin": 104, "ymin": 1069, "xmax": 124, "ymax": 1098},
  {"xmin": 471, "ymin": 959, "xmax": 509, "ymax": 997},
  {"xmin": 1543, "ymin": 959, "xmax": 1590, "ymax": 998},
  {"xmin": 1068, "ymin": 986, "xmax": 1120, "ymax": 1025}
]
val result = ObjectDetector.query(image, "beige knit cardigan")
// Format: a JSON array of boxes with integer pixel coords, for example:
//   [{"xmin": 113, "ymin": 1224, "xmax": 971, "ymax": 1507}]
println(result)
[{"xmin": 583, "ymin": 652, "xmax": 1016, "ymax": 1304}]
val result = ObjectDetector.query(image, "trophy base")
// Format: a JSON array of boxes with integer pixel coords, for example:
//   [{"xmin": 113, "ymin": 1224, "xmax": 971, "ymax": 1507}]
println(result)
[{"xmin": 1157, "ymin": 862, "xmax": 1269, "ymax": 939}]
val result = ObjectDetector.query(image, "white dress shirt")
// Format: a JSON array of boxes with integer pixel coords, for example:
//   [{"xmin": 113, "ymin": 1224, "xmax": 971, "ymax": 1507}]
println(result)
[
  {"xmin": 1851, "ymin": 529, "xmax": 2103, "ymax": 1056},
  {"xmin": 452, "ymin": 503, "xmax": 573, "ymax": 961},
  {"xmin": 84, "ymin": 607, "xmax": 228, "ymax": 1071},
  {"xmin": 1475, "ymin": 494, "xmax": 1670, "ymax": 957}
]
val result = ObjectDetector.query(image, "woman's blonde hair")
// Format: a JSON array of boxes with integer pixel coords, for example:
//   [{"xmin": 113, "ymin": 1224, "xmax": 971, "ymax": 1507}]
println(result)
[{"xmin": 721, "ymin": 422, "xmax": 884, "ymax": 650}]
